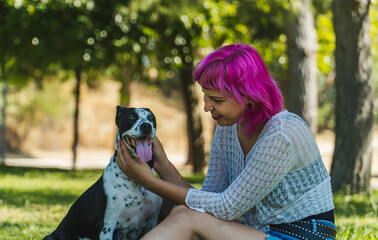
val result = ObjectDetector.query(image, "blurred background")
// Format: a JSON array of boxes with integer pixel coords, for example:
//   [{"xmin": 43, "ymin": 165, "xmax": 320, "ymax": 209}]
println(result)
[
  {"xmin": 1, "ymin": 1, "xmax": 378, "ymax": 238},
  {"xmin": 0, "ymin": 0, "xmax": 377, "ymax": 193}
]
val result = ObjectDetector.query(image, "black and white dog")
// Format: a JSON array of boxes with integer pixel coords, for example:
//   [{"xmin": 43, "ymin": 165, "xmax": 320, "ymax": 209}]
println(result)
[{"xmin": 44, "ymin": 106, "xmax": 162, "ymax": 240}]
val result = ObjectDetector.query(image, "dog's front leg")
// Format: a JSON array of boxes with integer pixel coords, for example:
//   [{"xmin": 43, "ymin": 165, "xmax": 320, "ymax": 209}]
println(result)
[{"xmin": 99, "ymin": 221, "xmax": 116, "ymax": 240}]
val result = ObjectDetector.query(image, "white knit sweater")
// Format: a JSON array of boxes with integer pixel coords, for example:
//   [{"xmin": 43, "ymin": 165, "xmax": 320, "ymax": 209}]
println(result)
[{"xmin": 185, "ymin": 110, "xmax": 334, "ymax": 230}]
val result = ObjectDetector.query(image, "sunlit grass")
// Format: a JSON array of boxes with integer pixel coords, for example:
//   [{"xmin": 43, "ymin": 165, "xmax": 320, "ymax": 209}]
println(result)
[
  {"xmin": 0, "ymin": 166, "xmax": 103, "ymax": 239},
  {"xmin": 0, "ymin": 165, "xmax": 377, "ymax": 239},
  {"xmin": 333, "ymin": 191, "xmax": 378, "ymax": 239}
]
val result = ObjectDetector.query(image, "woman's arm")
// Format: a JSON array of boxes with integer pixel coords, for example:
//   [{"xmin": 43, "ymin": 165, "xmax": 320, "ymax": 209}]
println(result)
[
  {"xmin": 198, "ymin": 126, "xmax": 228, "ymax": 193},
  {"xmin": 185, "ymin": 133, "xmax": 295, "ymax": 221},
  {"xmin": 154, "ymin": 128, "xmax": 228, "ymax": 193},
  {"xmin": 116, "ymin": 139, "xmax": 191, "ymax": 204},
  {"xmin": 151, "ymin": 137, "xmax": 192, "ymax": 189}
]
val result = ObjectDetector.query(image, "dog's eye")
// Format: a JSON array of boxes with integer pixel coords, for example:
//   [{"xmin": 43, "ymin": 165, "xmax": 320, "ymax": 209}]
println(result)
[
  {"xmin": 127, "ymin": 113, "xmax": 138, "ymax": 121},
  {"xmin": 147, "ymin": 115, "xmax": 155, "ymax": 121}
]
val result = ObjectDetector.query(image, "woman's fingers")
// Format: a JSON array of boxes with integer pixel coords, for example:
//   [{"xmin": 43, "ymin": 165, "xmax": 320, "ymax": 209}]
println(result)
[
  {"xmin": 116, "ymin": 140, "xmax": 134, "ymax": 170},
  {"xmin": 115, "ymin": 140, "xmax": 125, "ymax": 169},
  {"xmin": 117, "ymin": 139, "xmax": 144, "ymax": 169},
  {"xmin": 152, "ymin": 137, "xmax": 161, "ymax": 155},
  {"xmin": 152, "ymin": 137, "xmax": 167, "ymax": 157},
  {"xmin": 115, "ymin": 139, "xmax": 156, "ymax": 186}
]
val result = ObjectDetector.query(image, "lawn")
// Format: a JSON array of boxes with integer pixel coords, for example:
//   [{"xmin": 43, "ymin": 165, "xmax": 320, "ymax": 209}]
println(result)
[{"xmin": 0, "ymin": 165, "xmax": 377, "ymax": 239}]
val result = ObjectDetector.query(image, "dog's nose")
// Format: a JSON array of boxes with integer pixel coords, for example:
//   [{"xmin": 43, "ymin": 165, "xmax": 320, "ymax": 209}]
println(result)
[{"xmin": 141, "ymin": 123, "xmax": 152, "ymax": 132}]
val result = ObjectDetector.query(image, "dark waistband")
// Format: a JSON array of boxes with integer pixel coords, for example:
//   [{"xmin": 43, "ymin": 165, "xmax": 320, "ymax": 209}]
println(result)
[
  {"xmin": 302, "ymin": 210, "xmax": 334, "ymax": 223},
  {"xmin": 270, "ymin": 219, "xmax": 337, "ymax": 240},
  {"xmin": 270, "ymin": 210, "xmax": 336, "ymax": 240}
]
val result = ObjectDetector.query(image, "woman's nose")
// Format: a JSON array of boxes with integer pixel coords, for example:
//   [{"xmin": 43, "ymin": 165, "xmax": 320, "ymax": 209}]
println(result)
[
  {"xmin": 204, "ymin": 101, "xmax": 213, "ymax": 112},
  {"xmin": 203, "ymin": 94, "xmax": 214, "ymax": 112}
]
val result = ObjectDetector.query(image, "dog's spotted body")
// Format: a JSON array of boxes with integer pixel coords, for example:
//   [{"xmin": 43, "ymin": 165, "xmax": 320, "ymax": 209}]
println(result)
[{"xmin": 44, "ymin": 106, "xmax": 162, "ymax": 240}]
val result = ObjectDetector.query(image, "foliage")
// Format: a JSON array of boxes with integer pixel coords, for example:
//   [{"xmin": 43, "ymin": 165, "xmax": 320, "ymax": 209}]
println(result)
[
  {"xmin": 316, "ymin": 1, "xmax": 378, "ymax": 130},
  {"xmin": 316, "ymin": 11, "xmax": 335, "ymax": 75},
  {"xmin": 0, "ymin": 79, "xmax": 72, "ymax": 152},
  {"xmin": 0, "ymin": 166, "xmax": 376, "ymax": 239},
  {"xmin": 1, "ymin": 0, "xmax": 378, "ymax": 126},
  {"xmin": 315, "ymin": 10, "xmax": 336, "ymax": 130},
  {"xmin": 8, "ymin": 80, "xmax": 72, "ymax": 125},
  {"xmin": 333, "ymin": 191, "xmax": 378, "ymax": 239}
]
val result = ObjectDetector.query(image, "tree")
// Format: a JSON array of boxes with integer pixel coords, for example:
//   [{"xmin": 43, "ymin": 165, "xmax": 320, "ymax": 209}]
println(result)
[
  {"xmin": 14, "ymin": 0, "xmax": 127, "ymax": 169},
  {"xmin": 0, "ymin": 2, "xmax": 50, "ymax": 163},
  {"xmin": 145, "ymin": 2, "xmax": 206, "ymax": 173},
  {"xmin": 0, "ymin": 63, "xmax": 8, "ymax": 165},
  {"xmin": 285, "ymin": 0, "xmax": 318, "ymax": 135},
  {"xmin": 237, "ymin": 0, "xmax": 337, "ymax": 134},
  {"xmin": 102, "ymin": 2, "xmax": 152, "ymax": 106},
  {"xmin": 150, "ymin": 0, "xmax": 252, "ymax": 172},
  {"xmin": 331, "ymin": 0, "xmax": 373, "ymax": 193},
  {"xmin": 0, "ymin": 2, "xmax": 10, "ymax": 165}
]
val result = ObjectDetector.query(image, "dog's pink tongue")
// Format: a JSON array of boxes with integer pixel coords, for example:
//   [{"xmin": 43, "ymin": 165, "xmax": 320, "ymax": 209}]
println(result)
[{"xmin": 135, "ymin": 139, "xmax": 152, "ymax": 162}]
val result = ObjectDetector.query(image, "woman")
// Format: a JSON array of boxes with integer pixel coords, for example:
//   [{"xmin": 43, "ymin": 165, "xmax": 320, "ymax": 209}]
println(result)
[{"xmin": 116, "ymin": 43, "xmax": 336, "ymax": 240}]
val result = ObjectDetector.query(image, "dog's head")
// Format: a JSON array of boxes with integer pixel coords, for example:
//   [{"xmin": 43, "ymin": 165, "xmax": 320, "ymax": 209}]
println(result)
[{"xmin": 115, "ymin": 106, "xmax": 156, "ymax": 166}]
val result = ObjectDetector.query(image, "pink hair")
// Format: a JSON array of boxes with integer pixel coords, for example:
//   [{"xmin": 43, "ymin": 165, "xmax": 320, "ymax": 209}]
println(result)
[{"xmin": 193, "ymin": 43, "xmax": 284, "ymax": 137}]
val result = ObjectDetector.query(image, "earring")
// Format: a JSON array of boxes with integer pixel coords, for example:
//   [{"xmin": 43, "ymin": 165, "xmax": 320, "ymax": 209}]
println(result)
[{"xmin": 247, "ymin": 103, "xmax": 253, "ymax": 110}]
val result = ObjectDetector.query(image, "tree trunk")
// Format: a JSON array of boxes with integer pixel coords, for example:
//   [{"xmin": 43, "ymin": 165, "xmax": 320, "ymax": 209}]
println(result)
[
  {"xmin": 72, "ymin": 67, "xmax": 82, "ymax": 170},
  {"xmin": 331, "ymin": 0, "xmax": 372, "ymax": 193},
  {"xmin": 119, "ymin": 65, "xmax": 134, "ymax": 107},
  {"xmin": 1, "ymin": 64, "xmax": 7, "ymax": 165},
  {"xmin": 180, "ymin": 64, "xmax": 205, "ymax": 173},
  {"xmin": 285, "ymin": 0, "xmax": 318, "ymax": 135}
]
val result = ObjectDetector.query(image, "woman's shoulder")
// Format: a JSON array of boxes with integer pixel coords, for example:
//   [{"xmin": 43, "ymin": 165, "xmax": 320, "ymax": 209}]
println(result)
[
  {"xmin": 267, "ymin": 110, "xmax": 307, "ymax": 127},
  {"xmin": 262, "ymin": 110, "xmax": 311, "ymax": 138}
]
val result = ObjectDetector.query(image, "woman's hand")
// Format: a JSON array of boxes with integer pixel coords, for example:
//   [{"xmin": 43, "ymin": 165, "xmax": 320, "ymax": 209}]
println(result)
[
  {"xmin": 116, "ymin": 138, "xmax": 190, "ymax": 205},
  {"xmin": 116, "ymin": 139, "xmax": 155, "ymax": 187},
  {"xmin": 151, "ymin": 137, "xmax": 193, "ymax": 189},
  {"xmin": 151, "ymin": 137, "xmax": 170, "ymax": 174}
]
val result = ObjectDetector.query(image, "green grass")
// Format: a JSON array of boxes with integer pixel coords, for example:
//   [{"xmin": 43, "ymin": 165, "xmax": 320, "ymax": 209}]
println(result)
[
  {"xmin": 0, "ymin": 165, "xmax": 377, "ymax": 239},
  {"xmin": 333, "ymin": 192, "xmax": 378, "ymax": 239},
  {"xmin": 0, "ymin": 166, "xmax": 104, "ymax": 239}
]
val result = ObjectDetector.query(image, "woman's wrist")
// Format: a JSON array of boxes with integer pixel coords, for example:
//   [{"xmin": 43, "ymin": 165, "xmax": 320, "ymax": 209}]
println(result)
[
  {"xmin": 156, "ymin": 160, "xmax": 177, "ymax": 180},
  {"xmin": 156, "ymin": 160, "xmax": 192, "ymax": 188},
  {"xmin": 146, "ymin": 177, "xmax": 189, "ymax": 204}
]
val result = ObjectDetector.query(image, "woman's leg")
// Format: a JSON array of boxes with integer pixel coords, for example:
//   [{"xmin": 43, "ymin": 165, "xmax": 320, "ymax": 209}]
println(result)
[
  {"xmin": 143, "ymin": 205, "xmax": 267, "ymax": 240},
  {"xmin": 158, "ymin": 198, "xmax": 175, "ymax": 223}
]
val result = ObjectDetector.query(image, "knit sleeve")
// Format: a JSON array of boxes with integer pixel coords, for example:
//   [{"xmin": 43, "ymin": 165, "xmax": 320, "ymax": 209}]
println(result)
[
  {"xmin": 185, "ymin": 133, "xmax": 294, "ymax": 221},
  {"xmin": 200, "ymin": 127, "xmax": 228, "ymax": 193}
]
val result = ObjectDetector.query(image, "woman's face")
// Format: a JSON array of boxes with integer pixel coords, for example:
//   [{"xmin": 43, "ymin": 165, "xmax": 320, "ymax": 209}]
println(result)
[{"xmin": 202, "ymin": 88, "xmax": 246, "ymax": 126}]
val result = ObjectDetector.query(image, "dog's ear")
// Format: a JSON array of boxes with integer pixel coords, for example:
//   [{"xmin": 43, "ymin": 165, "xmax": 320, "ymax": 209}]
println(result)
[{"xmin": 115, "ymin": 106, "xmax": 124, "ymax": 127}]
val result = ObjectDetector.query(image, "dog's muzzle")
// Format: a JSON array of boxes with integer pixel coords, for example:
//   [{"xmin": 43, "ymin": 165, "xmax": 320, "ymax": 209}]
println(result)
[{"xmin": 124, "ymin": 136, "xmax": 153, "ymax": 162}]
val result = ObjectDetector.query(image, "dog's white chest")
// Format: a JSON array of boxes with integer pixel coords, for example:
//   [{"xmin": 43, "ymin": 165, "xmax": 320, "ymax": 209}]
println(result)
[{"xmin": 101, "ymin": 158, "xmax": 162, "ymax": 240}]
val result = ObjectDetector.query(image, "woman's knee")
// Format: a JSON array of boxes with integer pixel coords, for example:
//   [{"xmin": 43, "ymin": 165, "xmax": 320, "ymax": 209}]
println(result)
[
  {"xmin": 165, "ymin": 205, "xmax": 200, "ymax": 225},
  {"xmin": 169, "ymin": 205, "xmax": 193, "ymax": 218},
  {"xmin": 165, "ymin": 205, "xmax": 203, "ymax": 239}
]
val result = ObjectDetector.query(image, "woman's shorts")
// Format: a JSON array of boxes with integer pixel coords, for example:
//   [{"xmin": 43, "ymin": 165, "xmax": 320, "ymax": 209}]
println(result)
[{"xmin": 266, "ymin": 219, "xmax": 337, "ymax": 240}]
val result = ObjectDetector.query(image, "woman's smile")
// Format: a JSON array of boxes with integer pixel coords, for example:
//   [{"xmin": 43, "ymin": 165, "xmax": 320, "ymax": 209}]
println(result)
[
  {"xmin": 211, "ymin": 113, "xmax": 222, "ymax": 121},
  {"xmin": 202, "ymin": 88, "xmax": 246, "ymax": 126}
]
